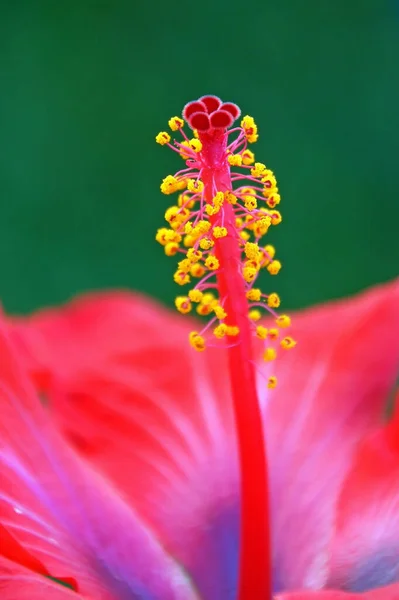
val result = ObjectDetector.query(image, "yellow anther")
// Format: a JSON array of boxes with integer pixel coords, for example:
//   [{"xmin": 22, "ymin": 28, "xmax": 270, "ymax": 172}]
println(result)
[
  {"xmin": 164, "ymin": 242, "xmax": 179, "ymax": 256},
  {"xmin": 251, "ymin": 162, "xmax": 267, "ymax": 178},
  {"xmin": 189, "ymin": 138, "xmax": 202, "ymax": 152},
  {"xmin": 177, "ymin": 258, "xmax": 192, "ymax": 273},
  {"xmin": 169, "ymin": 218, "xmax": 185, "ymax": 232},
  {"xmin": 205, "ymin": 255, "xmax": 220, "ymax": 270},
  {"xmin": 245, "ymin": 258, "xmax": 260, "ymax": 270},
  {"xmin": 242, "ymin": 149, "xmax": 255, "ymax": 165},
  {"xmin": 174, "ymin": 211, "xmax": 189, "ymax": 227},
  {"xmin": 160, "ymin": 175, "xmax": 179, "ymax": 195},
  {"xmin": 188, "ymin": 288, "xmax": 204, "ymax": 302},
  {"xmin": 235, "ymin": 217, "xmax": 243, "ymax": 228},
  {"xmin": 228, "ymin": 154, "xmax": 243, "ymax": 166},
  {"xmin": 247, "ymin": 133, "xmax": 258, "ymax": 144},
  {"xmin": 244, "ymin": 196, "xmax": 257, "ymax": 210},
  {"xmin": 174, "ymin": 270, "xmax": 190, "ymax": 285},
  {"xmin": 240, "ymin": 231, "xmax": 251, "ymax": 241},
  {"xmin": 190, "ymin": 263, "xmax": 206, "ymax": 277},
  {"xmin": 256, "ymin": 326, "xmax": 268, "ymax": 340},
  {"xmin": 281, "ymin": 336, "xmax": 297, "ymax": 350},
  {"xmin": 184, "ymin": 234, "xmax": 195, "ymax": 247},
  {"xmin": 179, "ymin": 141, "xmax": 192, "ymax": 160},
  {"xmin": 202, "ymin": 292, "xmax": 216, "ymax": 304},
  {"xmin": 266, "ymin": 193, "xmax": 281, "ymax": 208},
  {"xmin": 241, "ymin": 187, "xmax": 256, "ymax": 196},
  {"xmin": 189, "ymin": 331, "xmax": 206, "ymax": 351},
  {"xmin": 226, "ymin": 325, "xmax": 240, "ymax": 336},
  {"xmin": 214, "ymin": 324, "xmax": 227, "ymax": 338},
  {"xmin": 155, "ymin": 227, "xmax": 170, "ymax": 245},
  {"xmin": 267, "ymin": 376, "xmax": 278, "ymax": 389},
  {"xmin": 178, "ymin": 193, "xmax": 195, "ymax": 209},
  {"xmin": 256, "ymin": 216, "xmax": 272, "ymax": 233},
  {"xmin": 214, "ymin": 305, "xmax": 227, "ymax": 319},
  {"xmin": 193, "ymin": 129, "xmax": 199, "ymax": 138},
  {"xmin": 175, "ymin": 296, "xmax": 192, "ymax": 314},
  {"xmin": 187, "ymin": 248, "xmax": 202, "ymax": 263},
  {"xmin": 249, "ymin": 309, "xmax": 262, "ymax": 321},
  {"xmin": 180, "ymin": 139, "xmax": 202, "ymax": 158},
  {"xmin": 213, "ymin": 226, "xmax": 228, "ymax": 238},
  {"xmin": 193, "ymin": 220, "xmax": 211, "ymax": 235},
  {"xmin": 276, "ymin": 315, "xmax": 291, "ymax": 328},
  {"xmin": 263, "ymin": 347, "xmax": 277, "ymax": 362},
  {"xmin": 199, "ymin": 237, "xmax": 214, "ymax": 250},
  {"xmin": 241, "ymin": 115, "xmax": 258, "ymax": 143},
  {"xmin": 225, "ymin": 191, "xmax": 237, "ymax": 205},
  {"xmin": 213, "ymin": 191, "xmax": 225, "ymax": 207},
  {"xmin": 197, "ymin": 293, "xmax": 216, "ymax": 316},
  {"xmin": 169, "ymin": 116, "xmax": 184, "ymax": 131},
  {"xmin": 261, "ymin": 171, "xmax": 277, "ymax": 190},
  {"xmin": 264, "ymin": 244, "xmax": 276, "ymax": 258},
  {"xmin": 205, "ymin": 204, "xmax": 217, "ymax": 216},
  {"xmin": 156, "ymin": 131, "xmax": 171, "ymax": 145},
  {"xmin": 243, "ymin": 266, "xmax": 258, "ymax": 283},
  {"xmin": 267, "ymin": 260, "xmax": 282, "ymax": 275},
  {"xmin": 270, "ymin": 210, "xmax": 282, "ymax": 226},
  {"xmin": 164, "ymin": 206, "xmax": 181, "ymax": 224},
  {"xmin": 267, "ymin": 293, "xmax": 281, "ymax": 308},
  {"xmin": 197, "ymin": 304, "xmax": 211, "ymax": 316},
  {"xmin": 268, "ymin": 328, "xmax": 279, "ymax": 340},
  {"xmin": 188, "ymin": 289, "xmax": 203, "ymax": 302},
  {"xmin": 244, "ymin": 242, "xmax": 261, "ymax": 260},
  {"xmin": 163, "ymin": 229, "xmax": 182, "ymax": 243},
  {"xmin": 246, "ymin": 288, "xmax": 262, "ymax": 301},
  {"xmin": 176, "ymin": 179, "xmax": 188, "ymax": 191},
  {"xmin": 245, "ymin": 214, "xmax": 255, "ymax": 230},
  {"xmin": 187, "ymin": 179, "xmax": 204, "ymax": 193},
  {"xmin": 184, "ymin": 221, "xmax": 193, "ymax": 234}
]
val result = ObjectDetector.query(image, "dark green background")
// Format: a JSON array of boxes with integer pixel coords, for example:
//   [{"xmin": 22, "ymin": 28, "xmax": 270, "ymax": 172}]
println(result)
[{"xmin": 1, "ymin": 1, "xmax": 398, "ymax": 314}]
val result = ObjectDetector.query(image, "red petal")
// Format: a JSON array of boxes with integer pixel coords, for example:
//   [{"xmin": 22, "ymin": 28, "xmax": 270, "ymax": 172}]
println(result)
[
  {"xmin": 327, "ymin": 398, "xmax": 399, "ymax": 590},
  {"xmin": 198, "ymin": 95, "xmax": 222, "ymax": 113},
  {"xmin": 260, "ymin": 279, "xmax": 399, "ymax": 589},
  {"xmin": 0, "ymin": 523, "xmax": 49, "ymax": 576},
  {"xmin": 0, "ymin": 524, "xmax": 78, "ymax": 591},
  {"xmin": 0, "ymin": 556, "xmax": 86, "ymax": 599},
  {"xmin": 10, "ymin": 292, "xmax": 190, "ymax": 383}
]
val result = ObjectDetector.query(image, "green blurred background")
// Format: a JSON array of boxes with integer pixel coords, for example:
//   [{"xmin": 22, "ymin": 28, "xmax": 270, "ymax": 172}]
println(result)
[{"xmin": 1, "ymin": 1, "xmax": 398, "ymax": 314}]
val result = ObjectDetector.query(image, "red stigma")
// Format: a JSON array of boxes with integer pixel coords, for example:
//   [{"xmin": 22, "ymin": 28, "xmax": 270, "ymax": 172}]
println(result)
[{"xmin": 183, "ymin": 95, "xmax": 241, "ymax": 133}]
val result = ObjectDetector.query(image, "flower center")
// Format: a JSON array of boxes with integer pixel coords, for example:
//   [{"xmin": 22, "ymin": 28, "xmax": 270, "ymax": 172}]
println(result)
[{"xmin": 156, "ymin": 95, "xmax": 296, "ymax": 600}]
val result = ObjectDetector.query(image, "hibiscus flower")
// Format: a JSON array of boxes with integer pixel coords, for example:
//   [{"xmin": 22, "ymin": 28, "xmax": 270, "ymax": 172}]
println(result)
[
  {"xmin": 1, "ymin": 279, "xmax": 399, "ymax": 599},
  {"xmin": 1, "ymin": 95, "xmax": 399, "ymax": 599}
]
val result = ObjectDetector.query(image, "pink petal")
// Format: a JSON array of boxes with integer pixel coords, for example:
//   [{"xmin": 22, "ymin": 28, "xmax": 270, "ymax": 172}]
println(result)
[
  {"xmin": 0, "ymin": 319, "xmax": 200, "ymax": 600},
  {"xmin": 0, "ymin": 556, "xmax": 86, "ymax": 600},
  {"xmin": 259, "ymin": 279, "xmax": 399, "ymax": 590},
  {"xmin": 326, "ymin": 395, "xmax": 399, "ymax": 591},
  {"xmin": 276, "ymin": 584, "xmax": 399, "ymax": 599}
]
